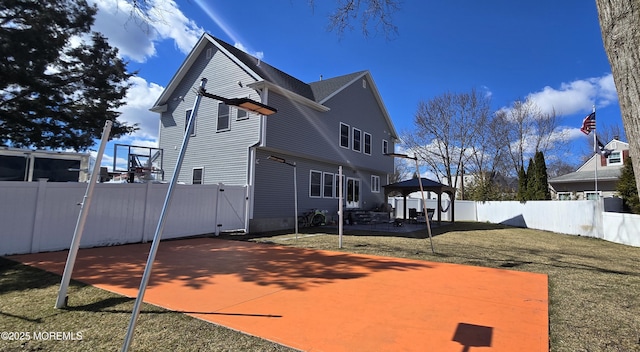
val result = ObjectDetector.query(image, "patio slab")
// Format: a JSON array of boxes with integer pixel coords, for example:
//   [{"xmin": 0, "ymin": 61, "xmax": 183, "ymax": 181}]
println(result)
[{"xmin": 10, "ymin": 238, "xmax": 548, "ymax": 351}]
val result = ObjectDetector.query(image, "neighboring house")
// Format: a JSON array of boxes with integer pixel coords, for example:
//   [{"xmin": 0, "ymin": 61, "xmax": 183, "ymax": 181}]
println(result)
[
  {"xmin": 0, "ymin": 147, "xmax": 90, "ymax": 182},
  {"xmin": 548, "ymin": 139, "xmax": 629, "ymax": 200},
  {"xmin": 151, "ymin": 34, "xmax": 399, "ymax": 232}
]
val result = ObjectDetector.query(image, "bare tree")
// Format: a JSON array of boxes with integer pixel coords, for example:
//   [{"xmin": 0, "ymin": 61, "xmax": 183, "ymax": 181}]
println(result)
[
  {"xmin": 403, "ymin": 89, "xmax": 491, "ymax": 190},
  {"xmin": 596, "ymin": 0, "xmax": 640, "ymax": 199},
  {"xmin": 127, "ymin": 0, "xmax": 400, "ymax": 39},
  {"xmin": 495, "ymin": 98, "xmax": 568, "ymax": 178},
  {"xmin": 319, "ymin": 0, "xmax": 400, "ymax": 38}
]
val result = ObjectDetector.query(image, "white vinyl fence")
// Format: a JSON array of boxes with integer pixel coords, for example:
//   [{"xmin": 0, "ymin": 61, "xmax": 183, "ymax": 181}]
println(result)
[
  {"xmin": 473, "ymin": 200, "xmax": 640, "ymax": 247},
  {"xmin": 391, "ymin": 196, "xmax": 640, "ymax": 247},
  {"xmin": 0, "ymin": 180, "xmax": 248, "ymax": 255}
]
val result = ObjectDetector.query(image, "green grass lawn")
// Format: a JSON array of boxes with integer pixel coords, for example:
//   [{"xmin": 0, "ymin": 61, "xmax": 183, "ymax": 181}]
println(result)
[{"xmin": 2, "ymin": 222, "xmax": 640, "ymax": 351}]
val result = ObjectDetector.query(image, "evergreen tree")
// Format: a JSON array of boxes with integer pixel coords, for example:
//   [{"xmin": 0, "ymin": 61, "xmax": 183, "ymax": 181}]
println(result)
[
  {"xmin": 0, "ymin": 0, "xmax": 137, "ymax": 151},
  {"xmin": 532, "ymin": 151, "xmax": 551, "ymax": 200},
  {"xmin": 517, "ymin": 165, "xmax": 528, "ymax": 201},
  {"xmin": 525, "ymin": 158, "xmax": 536, "ymax": 200},
  {"xmin": 617, "ymin": 157, "xmax": 640, "ymax": 214}
]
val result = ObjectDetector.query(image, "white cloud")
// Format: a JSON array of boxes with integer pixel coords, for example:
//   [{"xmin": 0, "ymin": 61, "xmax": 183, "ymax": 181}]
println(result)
[
  {"xmin": 89, "ymin": 0, "xmax": 202, "ymax": 62},
  {"xmin": 525, "ymin": 73, "xmax": 617, "ymax": 116},
  {"xmin": 115, "ymin": 76, "xmax": 164, "ymax": 141},
  {"xmin": 234, "ymin": 42, "xmax": 264, "ymax": 60}
]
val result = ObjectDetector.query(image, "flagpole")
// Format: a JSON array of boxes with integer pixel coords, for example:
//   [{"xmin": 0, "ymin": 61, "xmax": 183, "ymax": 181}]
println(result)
[{"xmin": 593, "ymin": 106, "xmax": 598, "ymax": 199}]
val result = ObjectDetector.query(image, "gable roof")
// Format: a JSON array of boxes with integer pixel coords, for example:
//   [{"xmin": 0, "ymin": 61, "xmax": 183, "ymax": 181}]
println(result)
[
  {"xmin": 151, "ymin": 34, "xmax": 399, "ymax": 140},
  {"xmin": 576, "ymin": 138, "xmax": 629, "ymax": 172}
]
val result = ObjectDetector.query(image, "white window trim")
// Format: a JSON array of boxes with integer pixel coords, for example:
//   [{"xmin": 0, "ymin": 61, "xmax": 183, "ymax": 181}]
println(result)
[
  {"xmin": 236, "ymin": 107, "xmax": 249, "ymax": 121},
  {"xmin": 217, "ymin": 102, "xmax": 231, "ymax": 132},
  {"xmin": 584, "ymin": 191, "xmax": 601, "ymax": 200},
  {"xmin": 340, "ymin": 122, "xmax": 350, "ymax": 149},
  {"xmin": 323, "ymin": 172, "xmax": 334, "ymax": 198},
  {"xmin": 310, "ymin": 170, "xmax": 322, "ymax": 198},
  {"xmin": 557, "ymin": 192, "xmax": 572, "ymax": 200},
  {"xmin": 382, "ymin": 139, "xmax": 389, "ymax": 155},
  {"xmin": 352, "ymin": 128, "xmax": 362, "ymax": 153},
  {"xmin": 364, "ymin": 132, "xmax": 372, "ymax": 155},
  {"xmin": 371, "ymin": 175, "xmax": 380, "ymax": 193},
  {"xmin": 607, "ymin": 151, "xmax": 622, "ymax": 166},
  {"xmin": 192, "ymin": 167, "xmax": 204, "ymax": 184}
]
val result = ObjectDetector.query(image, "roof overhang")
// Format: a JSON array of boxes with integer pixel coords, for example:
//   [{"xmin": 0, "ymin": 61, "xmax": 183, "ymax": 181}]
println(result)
[{"xmin": 248, "ymin": 81, "xmax": 330, "ymax": 112}]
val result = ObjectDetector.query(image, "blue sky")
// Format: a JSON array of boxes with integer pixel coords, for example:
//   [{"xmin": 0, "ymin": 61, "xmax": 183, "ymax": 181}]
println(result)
[{"xmin": 88, "ymin": 0, "xmax": 621, "ymax": 171}]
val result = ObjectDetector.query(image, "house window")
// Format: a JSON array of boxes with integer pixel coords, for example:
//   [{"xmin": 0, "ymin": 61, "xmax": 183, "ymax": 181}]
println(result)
[
  {"xmin": 382, "ymin": 139, "xmax": 388, "ymax": 155},
  {"xmin": 371, "ymin": 175, "xmax": 380, "ymax": 193},
  {"xmin": 217, "ymin": 103, "xmax": 230, "ymax": 132},
  {"xmin": 607, "ymin": 151, "xmax": 622, "ymax": 165},
  {"xmin": 185, "ymin": 109, "xmax": 196, "ymax": 136},
  {"xmin": 236, "ymin": 107, "xmax": 248, "ymax": 120},
  {"xmin": 364, "ymin": 132, "xmax": 372, "ymax": 155},
  {"xmin": 310, "ymin": 171, "xmax": 322, "ymax": 198},
  {"xmin": 585, "ymin": 191, "xmax": 600, "ymax": 200},
  {"xmin": 323, "ymin": 172, "xmax": 334, "ymax": 198},
  {"xmin": 557, "ymin": 192, "xmax": 571, "ymax": 200},
  {"xmin": 353, "ymin": 128, "xmax": 362, "ymax": 152},
  {"xmin": 340, "ymin": 123, "xmax": 350, "ymax": 149},
  {"xmin": 192, "ymin": 167, "xmax": 203, "ymax": 184}
]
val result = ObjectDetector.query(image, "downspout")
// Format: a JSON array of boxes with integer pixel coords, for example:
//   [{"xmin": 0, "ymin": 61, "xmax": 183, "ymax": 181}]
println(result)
[{"xmin": 246, "ymin": 86, "xmax": 270, "ymax": 231}]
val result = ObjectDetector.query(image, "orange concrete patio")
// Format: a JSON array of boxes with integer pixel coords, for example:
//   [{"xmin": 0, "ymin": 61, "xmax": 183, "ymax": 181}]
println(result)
[{"xmin": 9, "ymin": 238, "xmax": 548, "ymax": 351}]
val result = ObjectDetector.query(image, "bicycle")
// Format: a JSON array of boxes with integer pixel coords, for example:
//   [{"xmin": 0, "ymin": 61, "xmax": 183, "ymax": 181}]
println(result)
[{"xmin": 298, "ymin": 209, "xmax": 327, "ymax": 227}]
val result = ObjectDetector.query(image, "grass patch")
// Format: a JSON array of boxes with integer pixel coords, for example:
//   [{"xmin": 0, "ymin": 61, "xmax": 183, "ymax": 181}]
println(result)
[{"xmin": 2, "ymin": 222, "xmax": 640, "ymax": 351}]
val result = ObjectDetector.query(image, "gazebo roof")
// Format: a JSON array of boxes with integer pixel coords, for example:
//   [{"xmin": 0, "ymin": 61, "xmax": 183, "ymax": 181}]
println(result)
[{"xmin": 384, "ymin": 178, "xmax": 456, "ymax": 195}]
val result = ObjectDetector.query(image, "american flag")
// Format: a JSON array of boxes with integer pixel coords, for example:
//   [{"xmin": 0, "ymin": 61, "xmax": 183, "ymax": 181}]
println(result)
[{"xmin": 580, "ymin": 112, "xmax": 596, "ymax": 135}]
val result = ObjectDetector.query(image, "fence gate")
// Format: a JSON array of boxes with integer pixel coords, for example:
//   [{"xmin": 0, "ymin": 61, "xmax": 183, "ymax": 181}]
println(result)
[{"xmin": 214, "ymin": 183, "xmax": 248, "ymax": 235}]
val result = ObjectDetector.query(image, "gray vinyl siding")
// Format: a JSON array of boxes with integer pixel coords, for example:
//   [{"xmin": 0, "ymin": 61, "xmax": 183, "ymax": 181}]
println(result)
[
  {"xmin": 158, "ymin": 43, "xmax": 262, "ymax": 185},
  {"xmin": 253, "ymin": 149, "xmax": 387, "ymax": 219},
  {"xmin": 264, "ymin": 76, "xmax": 394, "ymax": 176}
]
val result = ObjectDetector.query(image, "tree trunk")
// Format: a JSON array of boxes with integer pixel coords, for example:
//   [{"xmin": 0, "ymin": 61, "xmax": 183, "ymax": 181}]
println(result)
[{"xmin": 596, "ymin": 0, "xmax": 640, "ymax": 198}]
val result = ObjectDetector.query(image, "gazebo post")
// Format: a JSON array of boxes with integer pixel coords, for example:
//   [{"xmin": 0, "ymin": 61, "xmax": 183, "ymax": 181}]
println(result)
[{"xmin": 437, "ymin": 192, "xmax": 442, "ymax": 225}]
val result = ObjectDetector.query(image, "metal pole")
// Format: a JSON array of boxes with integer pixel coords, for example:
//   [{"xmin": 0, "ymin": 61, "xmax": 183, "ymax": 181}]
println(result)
[
  {"xmin": 121, "ymin": 78, "xmax": 207, "ymax": 352},
  {"xmin": 56, "ymin": 120, "xmax": 113, "ymax": 309},
  {"xmin": 293, "ymin": 163, "xmax": 298, "ymax": 239},
  {"xmin": 593, "ymin": 106, "xmax": 598, "ymax": 199},
  {"xmin": 414, "ymin": 158, "xmax": 435, "ymax": 254},
  {"xmin": 338, "ymin": 166, "xmax": 343, "ymax": 248}
]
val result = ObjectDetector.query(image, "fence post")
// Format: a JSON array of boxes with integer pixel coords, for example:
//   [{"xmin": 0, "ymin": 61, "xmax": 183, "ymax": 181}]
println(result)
[{"xmin": 30, "ymin": 179, "xmax": 48, "ymax": 254}]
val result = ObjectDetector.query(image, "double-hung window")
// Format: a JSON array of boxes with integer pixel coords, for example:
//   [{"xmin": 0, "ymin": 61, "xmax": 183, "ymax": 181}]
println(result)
[
  {"xmin": 382, "ymin": 139, "xmax": 389, "ymax": 155},
  {"xmin": 352, "ymin": 128, "xmax": 362, "ymax": 152},
  {"xmin": 310, "ymin": 171, "xmax": 322, "ymax": 197},
  {"xmin": 371, "ymin": 175, "xmax": 380, "ymax": 193},
  {"xmin": 192, "ymin": 167, "xmax": 203, "ymax": 184},
  {"xmin": 323, "ymin": 172, "xmax": 334, "ymax": 198},
  {"xmin": 340, "ymin": 123, "xmax": 350, "ymax": 149},
  {"xmin": 364, "ymin": 132, "xmax": 372, "ymax": 155},
  {"xmin": 217, "ymin": 103, "xmax": 230, "ymax": 132}
]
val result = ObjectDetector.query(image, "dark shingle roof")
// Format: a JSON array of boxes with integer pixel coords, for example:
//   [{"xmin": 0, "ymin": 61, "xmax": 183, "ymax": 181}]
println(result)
[
  {"xmin": 309, "ymin": 71, "xmax": 367, "ymax": 102},
  {"xmin": 212, "ymin": 37, "xmax": 369, "ymax": 104},
  {"xmin": 211, "ymin": 37, "xmax": 315, "ymax": 100}
]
